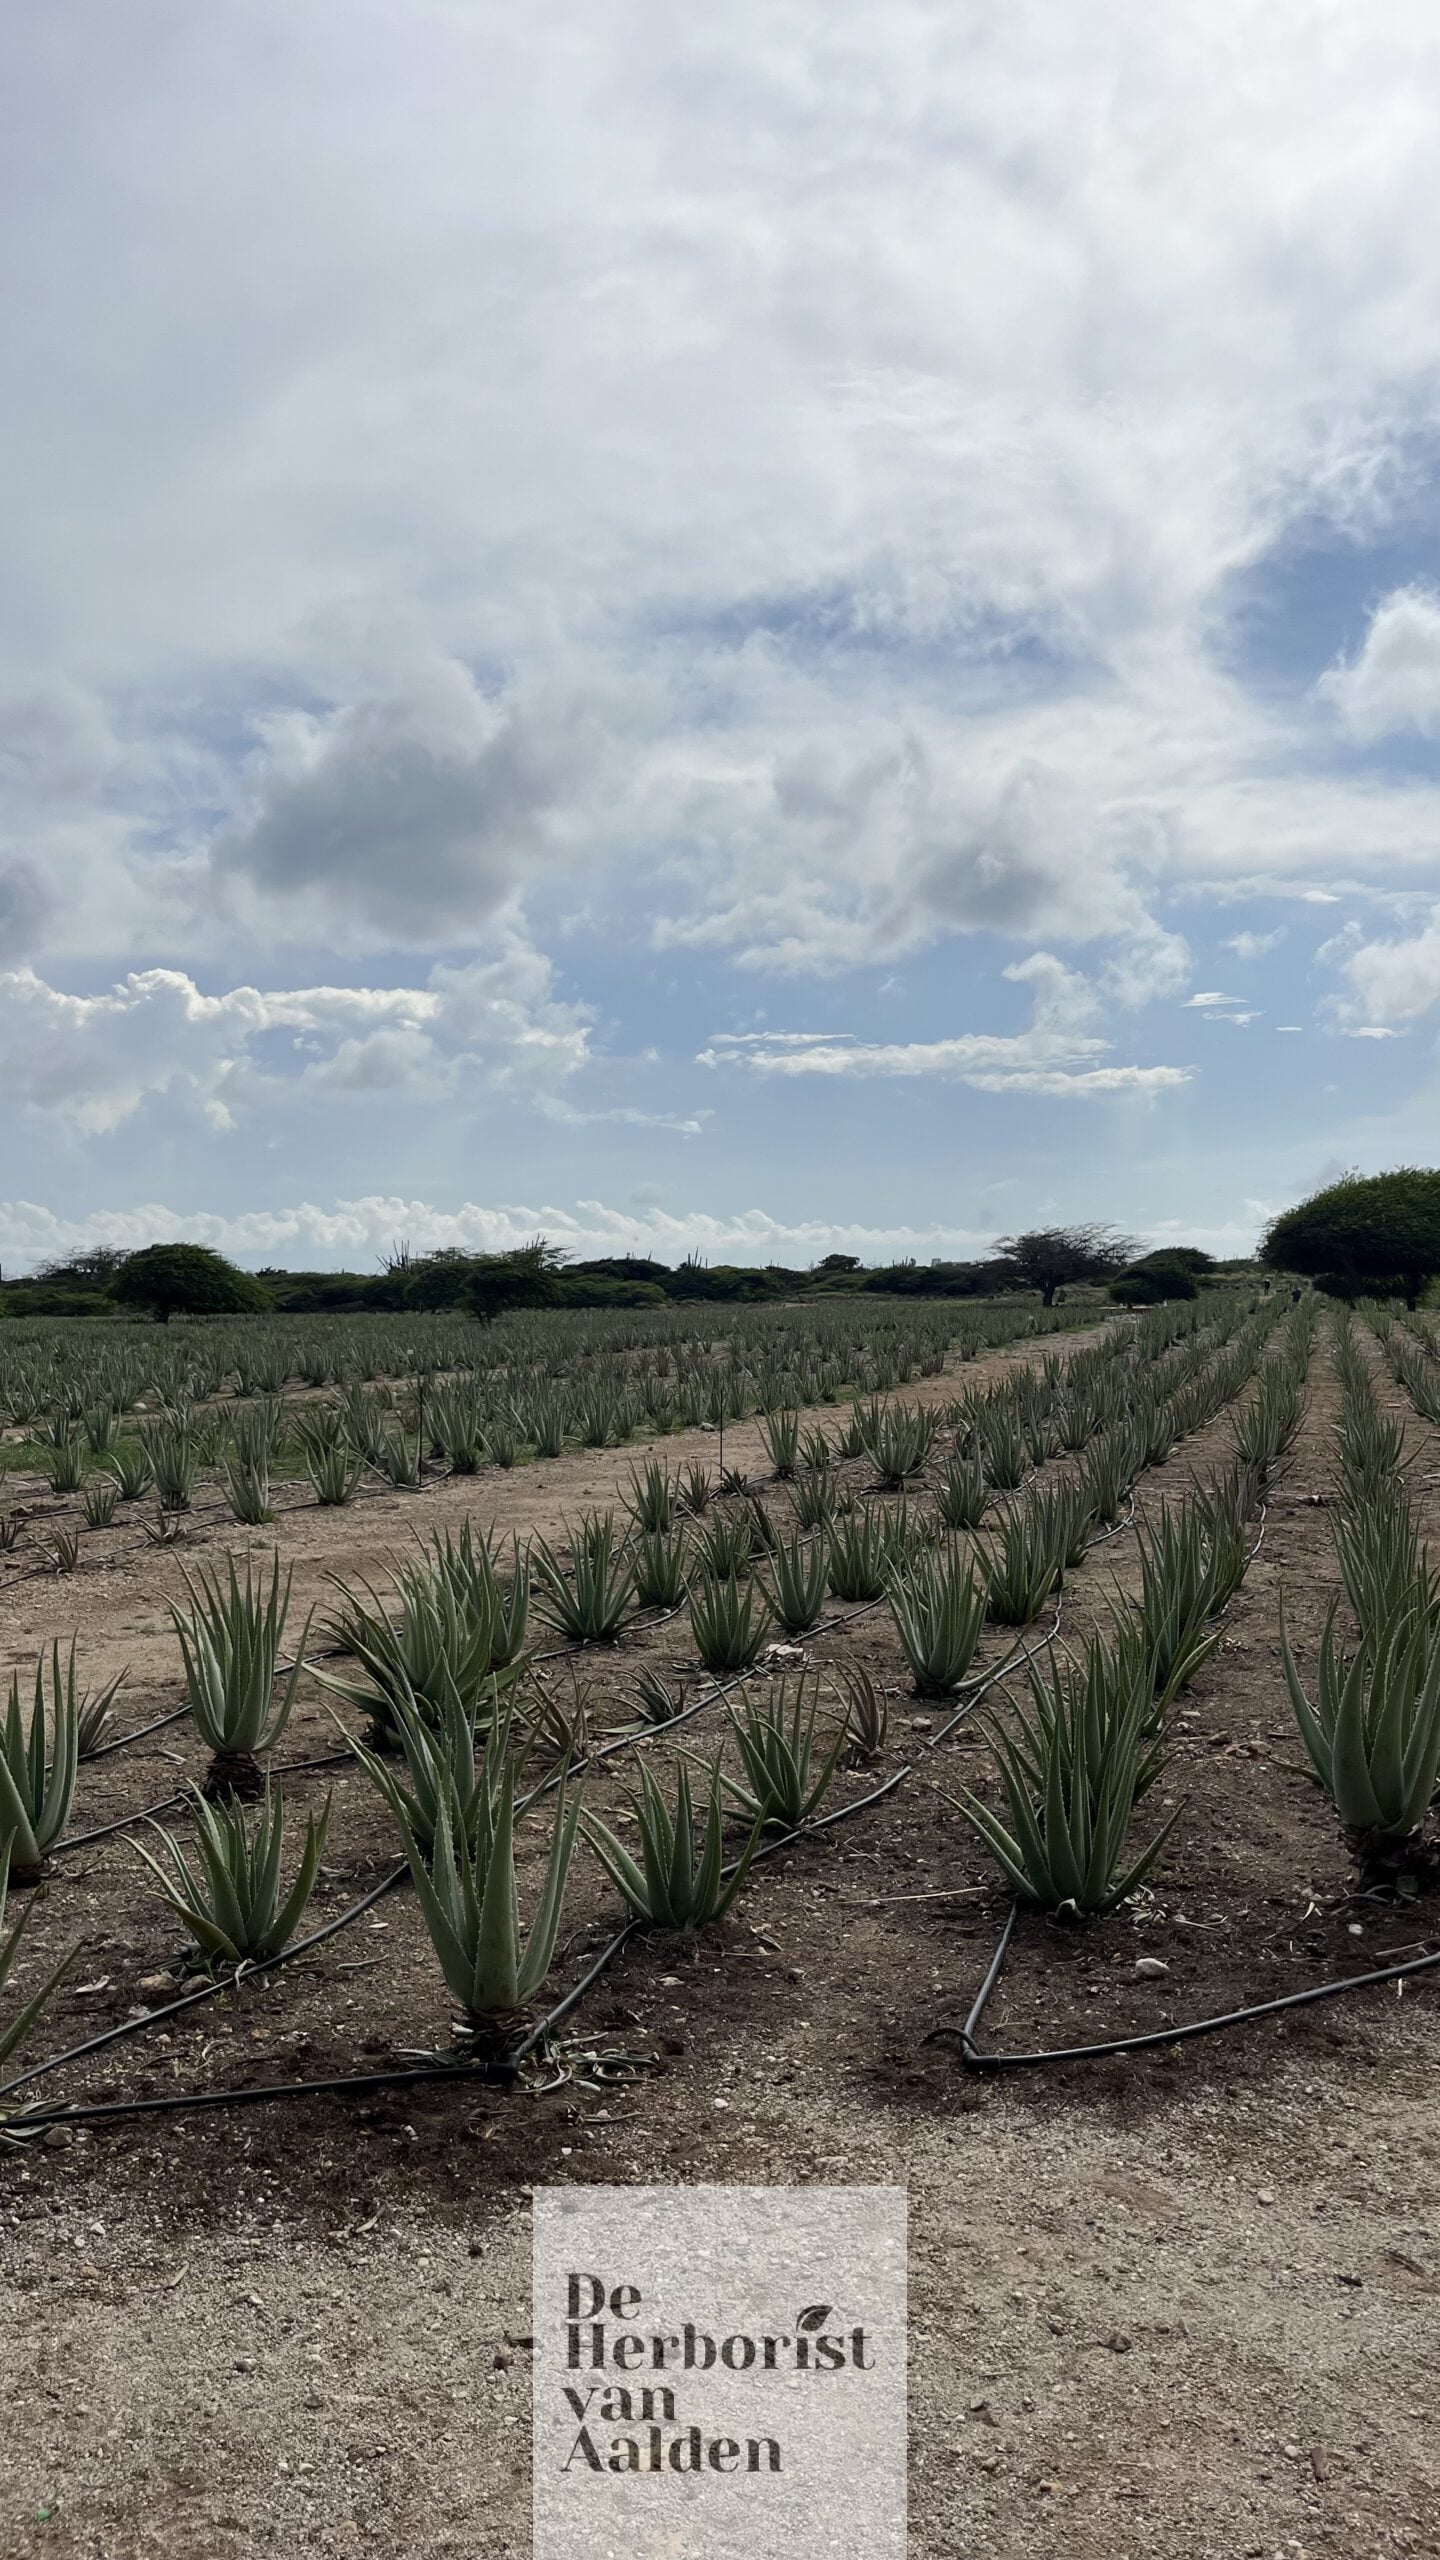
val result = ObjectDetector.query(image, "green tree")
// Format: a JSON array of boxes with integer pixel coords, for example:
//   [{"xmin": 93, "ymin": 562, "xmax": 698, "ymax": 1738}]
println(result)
[
  {"xmin": 404, "ymin": 1239, "xmax": 567, "ymax": 1320},
  {"xmin": 110, "ymin": 1244, "xmax": 270, "ymax": 1325},
  {"xmin": 1110, "ymin": 1264, "xmax": 1199, "ymax": 1306},
  {"xmin": 465, "ymin": 1240, "xmax": 565, "ymax": 1322},
  {"xmin": 1261, "ymin": 1169, "xmax": 1440, "ymax": 1309},
  {"xmin": 995, "ymin": 1224, "xmax": 1133, "ymax": 1308}
]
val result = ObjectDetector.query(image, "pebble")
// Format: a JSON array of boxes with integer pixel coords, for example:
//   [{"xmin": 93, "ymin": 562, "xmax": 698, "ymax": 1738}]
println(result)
[
  {"xmin": 1257, "ymin": 2189, "xmax": 1276, "ymax": 2206},
  {"xmin": 1134, "ymin": 1957, "xmax": 1169, "ymax": 1979}
]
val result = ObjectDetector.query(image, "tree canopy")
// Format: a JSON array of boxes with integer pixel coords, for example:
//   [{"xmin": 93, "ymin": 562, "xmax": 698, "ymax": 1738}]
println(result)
[
  {"xmin": 1261, "ymin": 1168, "xmax": 1440, "ymax": 1308},
  {"xmin": 110, "ymin": 1244, "xmax": 270, "ymax": 1324},
  {"xmin": 403, "ymin": 1239, "xmax": 566, "ymax": 1321},
  {"xmin": 994, "ymin": 1224, "xmax": 1133, "ymax": 1307}
]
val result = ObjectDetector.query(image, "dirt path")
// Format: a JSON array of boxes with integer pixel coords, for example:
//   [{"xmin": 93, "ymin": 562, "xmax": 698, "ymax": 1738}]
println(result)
[{"xmin": 6, "ymin": 1310, "xmax": 1440, "ymax": 2557}]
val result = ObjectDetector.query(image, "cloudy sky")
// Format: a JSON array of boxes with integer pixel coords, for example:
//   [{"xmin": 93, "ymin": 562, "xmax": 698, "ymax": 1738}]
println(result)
[{"xmin": 5, "ymin": 1, "xmax": 1440, "ymax": 1273}]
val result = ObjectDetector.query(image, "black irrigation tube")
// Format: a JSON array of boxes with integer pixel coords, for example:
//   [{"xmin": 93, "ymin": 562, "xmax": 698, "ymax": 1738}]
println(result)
[
  {"xmin": 83, "ymin": 1703, "xmax": 190, "ymax": 1760},
  {"xmin": 932, "ymin": 1898, "xmax": 1440, "ymax": 2072},
  {"xmin": 56, "ymin": 1791, "xmax": 188, "ymax": 1855},
  {"xmin": 55, "ymin": 1740, "xmax": 362, "ymax": 1857},
  {"xmin": 9, "ymin": 1768, "xmax": 912, "ymax": 2130},
  {"xmin": 2, "ymin": 2056, "xmax": 510, "ymax": 2130},
  {"xmin": 0, "ymin": 1860, "xmax": 409, "ymax": 2103}
]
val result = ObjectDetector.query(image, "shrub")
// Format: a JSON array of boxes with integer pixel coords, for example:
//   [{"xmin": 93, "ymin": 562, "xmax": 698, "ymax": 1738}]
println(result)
[
  {"xmin": 1262, "ymin": 1168, "xmax": 1440, "ymax": 1309},
  {"xmin": 1110, "ymin": 1265, "xmax": 1199, "ymax": 1306},
  {"xmin": 111, "ymin": 1244, "xmax": 270, "ymax": 1325}
]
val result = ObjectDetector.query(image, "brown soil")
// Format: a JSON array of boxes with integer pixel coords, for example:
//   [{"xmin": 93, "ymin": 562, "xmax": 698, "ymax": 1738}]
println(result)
[{"xmin": 4, "ymin": 1320, "xmax": 1440, "ymax": 2559}]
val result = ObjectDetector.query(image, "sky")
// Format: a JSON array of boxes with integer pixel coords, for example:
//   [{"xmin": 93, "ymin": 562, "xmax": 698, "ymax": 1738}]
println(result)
[{"xmin": 5, "ymin": 2, "xmax": 1440, "ymax": 1274}]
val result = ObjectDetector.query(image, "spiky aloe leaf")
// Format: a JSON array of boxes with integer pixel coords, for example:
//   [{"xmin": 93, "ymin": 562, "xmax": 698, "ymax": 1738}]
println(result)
[{"xmin": 0, "ymin": 1648, "xmax": 82, "ymax": 1882}]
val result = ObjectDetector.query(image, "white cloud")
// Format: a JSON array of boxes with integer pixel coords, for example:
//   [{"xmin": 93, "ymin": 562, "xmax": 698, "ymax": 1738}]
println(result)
[
  {"xmin": 1318, "ymin": 586, "xmax": 1440, "ymax": 742},
  {"xmin": 3, "ymin": 3, "xmax": 1440, "ymax": 997},
  {"xmin": 1337, "ymin": 905, "xmax": 1440, "ymax": 1024},
  {"xmin": 1, "ymin": 4, "xmax": 1439, "ymax": 1237},
  {"xmin": 0, "ymin": 939, "xmax": 591, "ymax": 1133},
  {"xmin": 1184, "ymin": 991, "xmax": 1240, "ymax": 1008},
  {"xmin": 699, "ymin": 952, "xmax": 1190, "ymax": 1093},
  {"xmin": 1224, "ymin": 929, "xmax": 1285, "ymax": 960},
  {"xmin": 213, "ymin": 657, "xmax": 622, "ymax": 949}
]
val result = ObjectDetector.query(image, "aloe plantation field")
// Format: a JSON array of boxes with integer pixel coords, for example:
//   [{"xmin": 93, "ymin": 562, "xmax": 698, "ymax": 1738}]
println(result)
[{"xmin": 4, "ymin": 1288, "xmax": 1440, "ymax": 2557}]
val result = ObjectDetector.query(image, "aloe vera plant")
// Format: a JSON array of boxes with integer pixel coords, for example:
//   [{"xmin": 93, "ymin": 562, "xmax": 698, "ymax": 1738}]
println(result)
[
  {"xmin": 131, "ymin": 1782, "xmax": 329, "ymax": 1964},
  {"xmin": 864, "ymin": 1400, "xmax": 938, "ymax": 1488},
  {"xmin": 630, "ymin": 1525, "xmax": 690, "ymax": 1611},
  {"xmin": 889, "ymin": 1544, "xmax": 987, "ymax": 1697},
  {"xmin": 1132, "ymin": 1496, "xmax": 1242, "ymax": 1706},
  {"xmin": 936, "ymin": 1453, "xmax": 988, "ymax": 1531},
  {"xmin": 763, "ymin": 1529, "xmax": 829, "ymax": 1635},
  {"xmin": 305, "ymin": 1436, "xmax": 362, "ymax": 1506},
  {"xmin": 82, "ymin": 1475, "xmax": 118, "ymax": 1529},
  {"xmin": 585, "ymin": 1753, "xmax": 759, "ymax": 1928},
  {"xmin": 980, "ymin": 1502, "xmax": 1063, "ymax": 1625},
  {"xmin": 394, "ymin": 1741, "xmax": 583, "ymax": 2026},
  {"xmin": 145, "ymin": 1416, "xmax": 198, "ymax": 1512},
  {"xmin": 532, "ymin": 1517, "xmax": 635, "ymax": 1643},
  {"xmin": 792, "ymin": 1469, "xmax": 836, "ymax": 1532},
  {"xmin": 836, "ymin": 1664, "xmax": 888, "ymax": 1760},
  {"xmin": 171, "ymin": 1555, "xmax": 309, "ymax": 1787},
  {"xmin": 106, "ymin": 1442, "xmax": 154, "ymax": 1501},
  {"xmin": 0, "ymin": 1648, "xmax": 83, "ymax": 1884},
  {"xmin": 43, "ymin": 1429, "xmax": 85, "ymax": 1495},
  {"xmin": 961, "ymin": 1665, "xmax": 1178, "ymax": 1917},
  {"xmin": 0, "ymin": 1842, "xmax": 79, "ymax": 2072},
  {"xmin": 1281, "ymin": 1595, "xmax": 1440, "ymax": 1847},
  {"xmin": 348, "ymin": 1678, "xmax": 493, "ymax": 1854},
  {"xmin": 759, "ymin": 1408, "xmax": 801, "ymax": 1479},
  {"xmin": 978, "ymin": 1409, "xmax": 1027, "ymax": 1491},
  {"xmin": 689, "ymin": 1570, "xmax": 773, "ymax": 1675},
  {"xmin": 625, "ymin": 1461, "xmax": 676, "ymax": 1534},
  {"xmin": 222, "ymin": 1452, "xmax": 273, "ymax": 1525},
  {"xmin": 321, "ymin": 1536, "xmax": 524, "ymax": 1744},
  {"xmin": 633, "ymin": 1667, "xmax": 687, "ymax": 1726},
  {"xmin": 695, "ymin": 1507, "xmax": 757, "ymax": 1583},
  {"xmin": 722, "ymin": 1674, "xmax": 846, "ymax": 1829},
  {"xmin": 1076, "ymin": 1426, "xmax": 1135, "ymax": 1526},
  {"xmin": 826, "ymin": 1507, "xmax": 891, "ymax": 1604},
  {"xmin": 1333, "ymin": 1489, "xmax": 1437, "ymax": 1645}
]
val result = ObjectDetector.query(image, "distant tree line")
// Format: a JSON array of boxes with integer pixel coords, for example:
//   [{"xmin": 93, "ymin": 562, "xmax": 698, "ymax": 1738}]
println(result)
[
  {"xmin": 13, "ymin": 1170, "xmax": 1440, "ymax": 1323},
  {"xmin": 0, "ymin": 1226, "xmax": 1247, "ymax": 1322}
]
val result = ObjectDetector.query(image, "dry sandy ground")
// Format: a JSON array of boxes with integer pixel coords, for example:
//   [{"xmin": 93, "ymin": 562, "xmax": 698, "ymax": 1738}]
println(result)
[
  {"xmin": 5, "ymin": 2021, "xmax": 1439, "ymax": 2559},
  {"xmin": 3, "ymin": 1315, "xmax": 1439, "ymax": 2558}
]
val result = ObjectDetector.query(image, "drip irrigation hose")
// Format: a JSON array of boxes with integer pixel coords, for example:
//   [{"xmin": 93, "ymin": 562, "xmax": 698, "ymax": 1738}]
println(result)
[
  {"xmin": 2, "ymin": 2056, "xmax": 511, "ymax": 2131},
  {"xmin": 56, "ymin": 1790, "xmax": 188, "ymax": 1854},
  {"xmin": 9, "ymin": 1766, "xmax": 912, "ymax": 2131},
  {"xmin": 0, "ymin": 1861, "xmax": 408, "ymax": 2103},
  {"xmin": 84, "ymin": 1704, "xmax": 190, "ymax": 1761},
  {"xmin": 931, "ymin": 1898, "xmax": 1440, "ymax": 2073}
]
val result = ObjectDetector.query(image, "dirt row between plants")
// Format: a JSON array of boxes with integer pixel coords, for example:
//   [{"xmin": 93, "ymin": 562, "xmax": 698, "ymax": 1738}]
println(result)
[{"xmin": 7, "ymin": 1311, "xmax": 1440, "ymax": 2558}]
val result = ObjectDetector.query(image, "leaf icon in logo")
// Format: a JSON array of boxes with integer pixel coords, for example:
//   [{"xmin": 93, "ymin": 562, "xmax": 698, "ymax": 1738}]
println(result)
[{"xmin": 795, "ymin": 2304, "xmax": 832, "ymax": 2333}]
